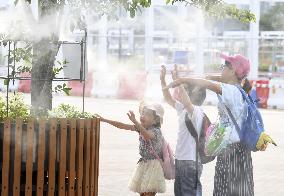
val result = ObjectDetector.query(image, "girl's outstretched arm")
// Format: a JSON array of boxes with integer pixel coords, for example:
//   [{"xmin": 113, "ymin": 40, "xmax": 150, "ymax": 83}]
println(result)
[
  {"xmin": 99, "ymin": 115, "xmax": 136, "ymax": 131},
  {"xmin": 165, "ymin": 77, "xmax": 222, "ymax": 95}
]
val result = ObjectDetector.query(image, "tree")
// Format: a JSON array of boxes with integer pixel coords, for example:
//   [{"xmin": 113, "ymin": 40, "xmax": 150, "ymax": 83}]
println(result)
[
  {"xmin": 6, "ymin": 0, "xmax": 255, "ymax": 115},
  {"xmin": 259, "ymin": 2, "xmax": 284, "ymax": 31}
]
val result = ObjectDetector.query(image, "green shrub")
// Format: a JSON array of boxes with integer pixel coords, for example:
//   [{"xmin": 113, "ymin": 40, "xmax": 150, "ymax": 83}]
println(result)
[
  {"xmin": 259, "ymin": 64, "xmax": 269, "ymax": 72},
  {"xmin": 0, "ymin": 95, "xmax": 94, "ymax": 122},
  {"xmin": 49, "ymin": 103, "xmax": 94, "ymax": 119},
  {"xmin": 0, "ymin": 96, "xmax": 6, "ymax": 122},
  {"xmin": 8, "ymin": 93, "xmax": 30, "ymax": 121}
]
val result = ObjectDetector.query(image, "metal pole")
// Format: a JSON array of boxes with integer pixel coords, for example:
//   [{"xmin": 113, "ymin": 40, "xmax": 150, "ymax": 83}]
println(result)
[
  {"xmin": 118, "ymin": 6, "xmax": 122, "ymax": 60},
  {"xmin": 249, "ymin": 0, "xmax": 260, "ymax": 79},
  {"xmin": 195, "ymin": 9, "xmax": 204, "ymax": 75},
  {"xmin": 6, "ymin": 41, "xmax": 11, "ymax": 117},
  {"xmin": 80, "ymin": 41, "xmax": 83, "ymax": 82},
  {"xmin": 145, "ymin": 5, "xmax": 154, "ymax": 72},
  {"xmin": 273, "ymin": 39, "xmax": 276, "ymax": 73},
  {"xmin": 82, "ymin": 29, "xmax": 87, "ymax": 114},
  {"xmin": 13, "ymin": 42, "xmax": 16, "ymax": 86},
  {"xmin": 97, "ymin": 16, "xmax": 107, "ymax": 72},
  {"xmin": 31, "ymin": 0, "xmax": 39, "ymax": 21}
]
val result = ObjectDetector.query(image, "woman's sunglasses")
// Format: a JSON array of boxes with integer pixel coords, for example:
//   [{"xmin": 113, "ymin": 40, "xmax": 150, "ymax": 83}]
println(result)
[{"xmin": 220, "ymin": 61, "xmax": 233, "ymax": 70}]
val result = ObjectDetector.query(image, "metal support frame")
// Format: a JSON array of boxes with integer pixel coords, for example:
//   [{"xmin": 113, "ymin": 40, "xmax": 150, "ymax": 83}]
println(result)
[{"xmin": 2, "ymin": 31, "xmax": 88, "ymax": 116}]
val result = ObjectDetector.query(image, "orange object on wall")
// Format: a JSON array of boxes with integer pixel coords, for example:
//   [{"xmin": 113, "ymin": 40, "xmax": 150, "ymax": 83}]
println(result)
[
  {"xmin": 18, "ymin": 72, "xmax": 31, "ymax": 93},
  {"xmin": 117, "ymin": 72, "xmax": 147, "ymax": 100},
  {"xmin": 256, "ymin": 80, "xmax": 270, "ymax": 109},
  {"xmin": 68, "ymin": 72, "xmax": 93, "ymax": 96}
]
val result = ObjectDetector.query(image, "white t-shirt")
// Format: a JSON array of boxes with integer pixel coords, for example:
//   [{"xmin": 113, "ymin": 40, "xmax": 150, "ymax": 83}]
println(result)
[
  {"xmin": 175, "ymin": 101, "xmax": 204, "ymax": 161},
  {"xmin": 218, "ymin": 83, "xmax": 247, "ymax": 143}
]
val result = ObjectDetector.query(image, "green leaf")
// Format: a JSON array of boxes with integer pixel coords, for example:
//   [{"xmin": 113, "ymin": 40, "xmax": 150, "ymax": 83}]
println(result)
[
  {"xmin": 63, "ymin": 88, "xmax": 72, "ymax": 96},
  {"xmin": 2, "ymin": 41, "xmax": 7, "ymax": 47},
  {"xmin": 63, "ymin": 59, "xmax": 69, "ymax": 64},
  {"xmin": 166, "ymin": 0, "xmax": 172, "ymax": 4},
  {"xmin": 4, "ymin": 79, "xmax": 9, "ymax": 85},
  {"xmin": 130, "ymin": 9, "xmax": 135, "ymax": 18}
]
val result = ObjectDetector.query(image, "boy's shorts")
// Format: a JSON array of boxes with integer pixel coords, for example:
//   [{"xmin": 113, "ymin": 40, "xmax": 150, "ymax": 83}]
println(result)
[{"xmin": 174, "ymin": 160, "xmax": 203, "ymax": 196}]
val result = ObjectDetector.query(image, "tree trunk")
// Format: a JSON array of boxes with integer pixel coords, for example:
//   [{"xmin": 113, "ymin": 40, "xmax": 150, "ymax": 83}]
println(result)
[{"xmin": 31, "ymin": 38, "xmax": 58, "ymax": 115}]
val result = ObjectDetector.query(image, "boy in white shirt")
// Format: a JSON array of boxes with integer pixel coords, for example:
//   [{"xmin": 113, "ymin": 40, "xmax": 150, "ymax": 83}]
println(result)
[{"xmin": 160, "ymin": 65, "xmax": 206, "ymax": 196}]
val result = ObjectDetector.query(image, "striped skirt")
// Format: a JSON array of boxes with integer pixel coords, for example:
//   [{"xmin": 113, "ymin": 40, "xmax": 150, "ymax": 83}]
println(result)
[{"xmin": 213, "ymin": 143, "xmax": 254, "ymax": 196}]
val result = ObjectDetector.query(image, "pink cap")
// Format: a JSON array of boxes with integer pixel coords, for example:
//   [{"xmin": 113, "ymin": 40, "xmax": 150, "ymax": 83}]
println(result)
[{"xmin": 220, "ymin": 53, "xmax": 250, "ymax": 79}]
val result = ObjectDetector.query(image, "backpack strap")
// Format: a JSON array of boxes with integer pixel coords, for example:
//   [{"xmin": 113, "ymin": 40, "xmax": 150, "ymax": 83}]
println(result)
[
  {"xmin": 236, "ymin": 85, "xmax": 255, "ymax": 104},
  {"xmin": 184, "ymin": 113, "xmax": 199, "ymax": 189},
  {"xmin": 185, "ymin": 113, "xmax": 198, "ymax": 141},
  {"xmin": 143, "ymin": 136, "xmax": 163, "ymax": 164}
]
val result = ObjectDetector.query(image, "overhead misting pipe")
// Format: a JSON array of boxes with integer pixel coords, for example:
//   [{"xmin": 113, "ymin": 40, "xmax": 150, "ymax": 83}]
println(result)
[
  {"xmin": 52, "ymin": 41, "xmax": 84, "ymax": 45},
  {"xmin": 0, "ymin": 76, "xmax": 87, "ymax": 81}
]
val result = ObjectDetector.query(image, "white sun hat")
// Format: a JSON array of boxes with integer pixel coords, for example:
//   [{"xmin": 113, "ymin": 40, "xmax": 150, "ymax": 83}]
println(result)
[{"xmin": 139, "ymin": 101, "xmax": 165, "ymax": 121}]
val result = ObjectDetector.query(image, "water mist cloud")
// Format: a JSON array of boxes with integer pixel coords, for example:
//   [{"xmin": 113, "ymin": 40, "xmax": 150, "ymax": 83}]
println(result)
[{"xmin": 0, "ymin": 0, "xmax": 63, "ymax": 42}]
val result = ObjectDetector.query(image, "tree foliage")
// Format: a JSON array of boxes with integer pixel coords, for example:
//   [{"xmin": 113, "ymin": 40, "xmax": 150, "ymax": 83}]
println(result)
[
  {"xmin": 260, "ymin": 2, "xmax": 284, "ymax": 31},
  {"xmin": 169, "ymin": 0, "xmax": 255, "ymax": 22},
  {"xmin": 18, "ymin": 0, "xmax": 255, "ymax": 22}
]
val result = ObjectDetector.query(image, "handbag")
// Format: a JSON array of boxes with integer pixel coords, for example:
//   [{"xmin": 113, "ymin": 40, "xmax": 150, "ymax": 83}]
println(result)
[{"xmin": 204, "ymin": 95, "xmax": 240, "ymax": 156}]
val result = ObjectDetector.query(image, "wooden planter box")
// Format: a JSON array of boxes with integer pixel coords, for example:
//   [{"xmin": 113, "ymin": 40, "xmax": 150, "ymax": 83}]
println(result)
[{"xmin": 0, "ymin": 118, "xmax": 100, "ymax": 196}]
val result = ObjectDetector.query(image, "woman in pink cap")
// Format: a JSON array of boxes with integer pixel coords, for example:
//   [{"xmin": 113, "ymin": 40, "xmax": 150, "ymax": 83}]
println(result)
[{"xmin": 164, "ymin": 53, "xmax": 254, "ymax": 196}]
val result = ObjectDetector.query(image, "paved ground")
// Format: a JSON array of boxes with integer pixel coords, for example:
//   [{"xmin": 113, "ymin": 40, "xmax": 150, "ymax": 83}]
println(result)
[{"xmin": 22, "ymin": 95, "xmax": 284, "ymax": 196}]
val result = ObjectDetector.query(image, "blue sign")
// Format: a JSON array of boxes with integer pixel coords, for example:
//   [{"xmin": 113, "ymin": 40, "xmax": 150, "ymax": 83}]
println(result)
[{"xmin": 173, "ymin": 51, "xmax": 189, "ymax": 65}]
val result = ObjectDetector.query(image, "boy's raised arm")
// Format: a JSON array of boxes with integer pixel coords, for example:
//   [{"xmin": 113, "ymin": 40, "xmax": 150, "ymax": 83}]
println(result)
[
  {"xmin": 160, "ymin": 65, "xmax": 176, "ymax": 108},
  {"xmin": 171, "ymin": 65, "xmax": 194, "ymax": 114},
  {"xmin": 178, "ymin": 86, "xmax": 194, "ymax": 115}
]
